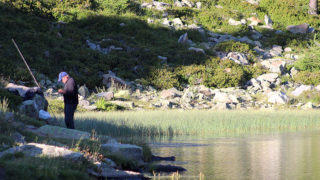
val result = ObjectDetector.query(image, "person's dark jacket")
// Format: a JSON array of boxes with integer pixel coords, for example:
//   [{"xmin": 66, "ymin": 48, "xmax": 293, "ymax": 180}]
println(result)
[{"xmin": 63, "ymin": 77, "xmax": 78, "ymax": 105}]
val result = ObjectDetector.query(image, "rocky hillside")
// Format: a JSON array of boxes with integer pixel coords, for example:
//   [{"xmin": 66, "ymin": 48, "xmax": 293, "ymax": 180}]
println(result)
[
  {"xmin": 0, "ymin": 0, "xmax": 319, "ymax": 90},
  {"xmin": 1, "ymin": 0, "xmax": 320, "ymax": 111}
]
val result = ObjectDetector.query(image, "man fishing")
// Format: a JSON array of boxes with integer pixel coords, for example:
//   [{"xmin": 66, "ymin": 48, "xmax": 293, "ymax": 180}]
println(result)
[{"xmin": 58, "ymin": 72, "xmax": 78, "ymax": 129}]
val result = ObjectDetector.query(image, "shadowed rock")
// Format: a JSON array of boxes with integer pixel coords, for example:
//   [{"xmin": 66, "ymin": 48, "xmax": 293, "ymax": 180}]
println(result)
[
  {"xmin": 35, "ymin": 125, "xmax": 117, "ymax": 143},
  {"xmin": 0, "ymin": 143, "xmax": 83, "ymax": 160},
  {"xmin": 101, "ymin": 143, "xmax": 144, "ymax": 162}
]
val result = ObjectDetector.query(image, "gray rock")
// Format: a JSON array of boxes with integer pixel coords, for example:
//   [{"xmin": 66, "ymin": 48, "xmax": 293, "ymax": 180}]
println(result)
[
  {"xmin": 291, "ymin": 85, "xmax": 313, "ymax": 96},
  {"xmin": 182, "ymin": 0, "xmax": 194, "ymax": 7},
  {"xmin": 78, "ymin": 85, "xmax": 90, "ymax": 98},
  {"xmin": 287, "ymin": 23, "xmax": 309, "ymax": 34},
  {"xmin": 19, "ymin": 100, "xmax": 38, "ymax": 118},
  {"xmin": 178, "ymin": 33, "xmax": 188, "ymax": 44},
  {"xmin": 11, "ymin": 132, "xmax": 25, "ymax": 145},
  {"xmin": 0, "ymin": 143, "xmax": 83, "ymax": 160},
  {"xmin": 35, "ymin": 125, "xmax": 117, "ymax": 143},
  {"xmin": 79, "ymin": 100, "xmax": 90, "ymax": 107},
  {"xmin": 109, "ymin": 101, "xmax": 134, "ymax": 109},
  {"xmin": 4, "ymin": 112, "xmax": 14, "ymax": 121},
  {"xmin": 261, "ymin": 58, "xmax": 286, "ymax": 73},
  {"xmin": 102, "ymin": 71, "xmax": 128, "ymax": 90},
  {"xmin": 229, "ymin": 18, "xmax": 242, "ymax": 26},
  {"xmin": 172, "ymin": 18, "xmax": 183, "ymax": 27},
  {"xmin": 196, "ymin": 2, "xmax": 202, "ymax": 8},
  {"xmin": 213, "ymin": 92, "xmax": 239, "ymax": 103},
  {"xmin": 290, "ymin": 67, "xmax": 299, "ymax": 76},
  {"xmin": 225, "ymin": 52, "xmax": 249, "ymax": 65},
  {"xmin": 302, "ymin": 102, "xmax": 316, "ymax": 109},
  {"xmin": 39, "ymin": 110, "xmax": 51, "ymax": 120},
  {"xmin": 246, "ymin": 0, "xmax": 260, "ymax": 5},
  {"xmin": 211, "ymin": 103, "xmax": 232, "ymax": 110},
  {"xmin": 269, "ymin": 45, "xmax": 283, "ymax": 57},
  {"xmin": 6, "ymin": 83, "xmax": 41, "ymax": 98},
  {"xmin": 264, "ymin": 15, "xmax": 273, "ymax": 28},
  {"xmin": 267, "ymin": 91, "xmax": 289, "ymax": 104},
  {"xmin": 284, "ymin": 47, "xmax": 292, "ymax": 52},
  {"xmin": 160, "ymin": 88, "xmax": 181, "ymax": 99},
  {"xmin": 101, "ymin": 143, "xmax": 143, "ymax": 161},
  {"xmin": 96, "ymin": 92, "xmax": 114, "ymax": 101},
  {"xmin": 257, "ymin": 73, "xmax": 279, "ymax": 83},
  {"xmin": 188, "ymin": 47, "xmax": 205, "ymax": 54}
]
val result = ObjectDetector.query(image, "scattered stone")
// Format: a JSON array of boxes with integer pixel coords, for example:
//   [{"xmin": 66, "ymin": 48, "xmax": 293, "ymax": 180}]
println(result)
[
  {"xmin": 284, "ymin": 47, "xmax": 292, "ymax": 52},
  {"xmin": 228, "ymin": 18, "xmax": 243, "ymax": 26},
  {"xmin": 0, "ymin": 143, "xmax": 83, "ymax": 160},
  {"xmin": 290, "ymin": 67, "xmax": 299, "ymax": 77},
  {"xmin": 302, "ymin": 102, "xmax": 316, "ymax": 109},
  {"xmin": 96, "ymin": 92, "xmax": 114, "ymax": 101},
  {"xmin": 248, "ymin": 17, "xmax": 262, "ymax": 26},
  {"xmin": 225, "ymin": 52, "xmax": 249, "ymax": 65},
  {"xmin": 79, "ymin": 100, "xmax": 90, "ymax": 107},
  {"xmin": 11, "ymin": 132, "xmax": 25, "ymax": 145},
  {"xmin": 269, "ymin": 45, "xmax": 283, "ymax": 57},
  {"xmin": 196, "ymin": 2, "xmax": 202, "ymax": 8},
  {"xmin": 188, "ymin": 47, "xmax": 205, "ymax": 54},
  {"xmin": 172, "ymin": 18, "xmax": 183, "ymax": 27},
  {"xmin": 39, "ymin": 110, "xmax": 51, "ymax": 120},
  {"xmin": 119, "ymin": 23, "xmax": 126, "ymax": 27},
  {"xmin": 35, "ymin": 125, "xmax": 116, "ymax": 143},
  {"xmin": 257, "ymin": 73, "xmax": 279, "ymax": 83},
  {"xmin": 160, "ymin": 88, "xmax": 181, "ymax": 99},
  {"xmin": 78, "ymin": 85, "xmax": 90, "ymax": 98},
  {"xmin": 109, "ymin": 101, "xmax": 134, "ymax": 109},
  {"xmin": 246, "ymin": 0, "xmax": 260, "ymax": 5},
  {"xmin": 267, "ymin": 91, "xmax": 289, "ymax": 104},
  {"xmin": 211, "ymin": 102, "xmax": 232, "ymax": 110},
  {"xmin": 178, "ymin": 33, "xmax": 188, "ymax": 44},
  {"xmin": 291, "ymin": 85, "xmax": 313, "ymax": 96},
  {"xmin": 261, "ymin": 58, "xmax": 286, "ymax": 73},
  {"xmin": 213, "ymin": 92, "xmax": 238, "ymax": 103},
  {"xmin": 102, "ymin": 71, "xmax": 128, "ymax": 90},
  {"xmin": 264, "ymin": 15, "xmax": 273, "ymax": 28},
  {"xmin": 101, "ymin": 143, "xmax": 143, "ymax": 161},
  {"xmin": 287, "ymin": 23, "xmax": 309, "ymax": 34}
]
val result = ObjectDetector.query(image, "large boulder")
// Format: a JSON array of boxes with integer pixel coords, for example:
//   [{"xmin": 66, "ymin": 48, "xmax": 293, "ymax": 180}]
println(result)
[
  {"xmin": 19, "ymin": 94, "xmax": 48, "ymax": 119},
  {"xmin": 6, "ymin": 83, "xmax": 41, "ymax": 99},
  {"xmin": 101, "ymin": 143, "xmax": 144, "ymax": 162},
  {"xmin": 160, "ymin": 88, "xmax": 181, "ymax": 99},
  {"xmin": 212, "ymin": 92, "xmax": 239, "ymax": 103},
  {"xmin": 96, "ymin": 92, "xmax": 114, "ymax": 101},
  {"xmin": 261, "ymin": 58, "xmax": 287, "ymax": 73},
  {"xmin": 225, "ymin": 52, "xmax": 249, "ymax": 65},
  {"xmin": 78, "ymin": 85, "xmax": 90, "ymax": 98},
  {"xmin": 291, "ymin": 85, "xmax": 313, "ymax": 96},
  {"xmin": 267, "ymin": 91, "xmax": 289, "ymax": 104},
  {"xmin": 35, "ymin": 125, "xmax": 117, "ymax": 143},
  {"xmin": 287, "ymin": 23, "xmax": 309, "ymax": 34},
  {"xmin": 0, "ymin": 143, "xmax": 83, "ymax": 160},
  {"xmin": 257, "ymin": 73, "xmax": 279, "ymax": 83},
  {"xmin": 102, "ymin": 71, "xmax": 128, "ymax": 90}
]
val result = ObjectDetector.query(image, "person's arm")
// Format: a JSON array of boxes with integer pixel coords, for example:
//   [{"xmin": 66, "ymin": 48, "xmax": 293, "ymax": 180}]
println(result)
[{"xmin": 63, "ymin": 79, "xmax": 75, "ymax": 97}]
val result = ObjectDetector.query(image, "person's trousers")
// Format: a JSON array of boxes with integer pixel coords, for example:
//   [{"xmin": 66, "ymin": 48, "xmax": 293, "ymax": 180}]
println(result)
[{"xmin": 64, "ymin": 103, "xmax": 77, "ymax": 129}]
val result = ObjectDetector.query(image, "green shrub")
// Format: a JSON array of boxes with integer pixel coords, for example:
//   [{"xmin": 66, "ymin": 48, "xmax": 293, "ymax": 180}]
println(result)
[
  {"xmin": 97, "ymin": 0, "xmax": 130, "ymax": 14},
  {"xmin": 214, "ymin": 41, "xmax": 256, "ymax": 62},
  {"xmin": 294, "ymin": 46, "xmax": 320, "ymax": 72},
  {"xmin": 293, "ymin": 71, "xmax": 320, "ymax": 85},
  {"xmin": 148, "ymin": 67, "xmax": 180, "ymax": 90},
  {"xmin": 96, "ymin": 98, "xmax": 124, "ymax": 111},
  {"xmin": 0, "ymin": 88, "xmax": 23, "ymax": 111}
]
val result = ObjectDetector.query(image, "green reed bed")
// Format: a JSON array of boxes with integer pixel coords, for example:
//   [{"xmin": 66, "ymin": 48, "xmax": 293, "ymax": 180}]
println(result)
[{"xmin": 54, "ymin": 110, "xmax": 320, "ymax": 138}]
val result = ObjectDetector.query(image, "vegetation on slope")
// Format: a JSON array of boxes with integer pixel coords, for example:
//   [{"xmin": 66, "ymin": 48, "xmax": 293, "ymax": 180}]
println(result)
[{"xmin": 0, "ymin": 0, "xmax": 319, "ymax": 90}]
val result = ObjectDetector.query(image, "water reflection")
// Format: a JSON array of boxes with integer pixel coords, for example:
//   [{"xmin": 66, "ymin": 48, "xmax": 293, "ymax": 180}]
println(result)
[{"xmin": 149, "ymin": 131, "xmax": 320, "ymax": 179}]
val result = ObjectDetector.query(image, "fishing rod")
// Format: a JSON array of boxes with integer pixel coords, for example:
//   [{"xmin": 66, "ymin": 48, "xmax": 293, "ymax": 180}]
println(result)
[{"xmin": 11, "ymin": 39, "xmax": 41, "ymax": 89}]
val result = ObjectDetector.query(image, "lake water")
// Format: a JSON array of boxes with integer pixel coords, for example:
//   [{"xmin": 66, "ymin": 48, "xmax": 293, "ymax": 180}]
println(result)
[{"xmin": 149, "ymin": 130, "xmax": 320, "ymax": 179}]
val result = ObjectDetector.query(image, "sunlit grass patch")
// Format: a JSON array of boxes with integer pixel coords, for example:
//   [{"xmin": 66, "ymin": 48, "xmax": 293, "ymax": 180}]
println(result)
[{"xmin": 54, "ymin": 110, "xmax": 320, "ymax": 138}]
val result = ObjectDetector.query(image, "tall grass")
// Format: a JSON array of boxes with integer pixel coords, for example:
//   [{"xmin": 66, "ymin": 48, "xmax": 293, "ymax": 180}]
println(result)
[{"xmin": 55, "ymin": 110, "xmax": 320, "ymax": 138}]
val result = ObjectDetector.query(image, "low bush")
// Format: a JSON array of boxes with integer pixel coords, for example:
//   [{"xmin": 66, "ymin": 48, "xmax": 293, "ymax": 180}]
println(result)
[
  {"xmin": 293, "ymin": 71, "xmax": 320, "ymax": 85},
  {"xmin": 96, "ymin": 98, "xmax": 125, "ymax": 111},
  {"xmin": 0, "ymin": 88, "xmax": 23, "ymax": 111}
]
